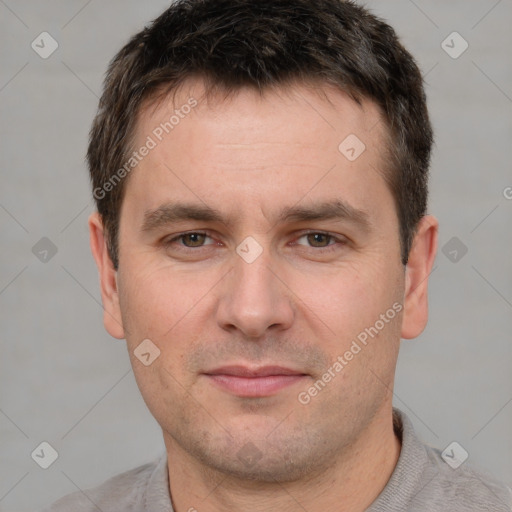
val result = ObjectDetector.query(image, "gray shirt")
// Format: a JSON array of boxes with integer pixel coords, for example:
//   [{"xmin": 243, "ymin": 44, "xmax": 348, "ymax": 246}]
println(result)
[{"xmin": 41, "ymin": 409, "xmax": 511, "ymax": 511}]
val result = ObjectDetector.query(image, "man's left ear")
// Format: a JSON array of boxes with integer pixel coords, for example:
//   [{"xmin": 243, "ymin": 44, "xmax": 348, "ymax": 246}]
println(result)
[{"xmin": 401, "ymin": 215, "xmax": 438, "ymax": 339}]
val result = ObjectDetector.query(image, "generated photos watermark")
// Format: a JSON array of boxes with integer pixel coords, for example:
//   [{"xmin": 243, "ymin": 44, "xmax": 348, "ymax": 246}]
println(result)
[
  {"xmin": 93, "ymin": 97, "xmax": 198, "ymax": 200},
  {"xmin": 298, "ymin": 301, "xmax": 403, "ymax": 405}
]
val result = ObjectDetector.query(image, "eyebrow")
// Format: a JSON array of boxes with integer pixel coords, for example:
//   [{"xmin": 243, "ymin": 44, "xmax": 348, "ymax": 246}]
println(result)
[{"xmin": 141, "ymin": 199, "xmax": 372, "ymax": 233}]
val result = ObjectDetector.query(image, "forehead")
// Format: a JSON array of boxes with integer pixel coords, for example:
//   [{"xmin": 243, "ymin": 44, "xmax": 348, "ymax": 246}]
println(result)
[
  {"xmin": 137, "ymin": 78, "xmax": 387, "ymax": 148},
  {"xmin": 125, "ymin": 78, "xmax": 394, "ymax": 227}
]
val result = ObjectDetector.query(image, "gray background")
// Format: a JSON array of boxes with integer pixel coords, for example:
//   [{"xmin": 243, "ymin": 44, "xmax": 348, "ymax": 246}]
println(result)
[{"xmin": 0, "ymin": 0, "xmax": 511, "ymax": 510}]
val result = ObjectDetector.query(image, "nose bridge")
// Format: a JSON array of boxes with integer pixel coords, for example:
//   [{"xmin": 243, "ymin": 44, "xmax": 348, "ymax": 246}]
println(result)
[
  {"xmin": 235, "ymin": 250, "xmax": 275, "ymax": 300},
  {"xmin": 216, "ymin": 246, "xmax": 293, "ymax": 337}
]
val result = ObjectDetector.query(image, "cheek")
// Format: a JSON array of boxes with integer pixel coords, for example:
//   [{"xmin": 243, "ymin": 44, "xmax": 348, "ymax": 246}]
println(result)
[
  {"xmin": 117, "ymin": 261, "xmax": 223, "ymax": 393},
  {"xmin": 118, "ymin": 261, "xmax": 212, "ymax": 338},
  {"xmin": 128, "ymin": 349, "xmax": 193, "ymax": 436},
  {"xmin": 291, "ymin": 259, "xmax": 401, "ymax": 346},
  {"xmin": 118, "ymin": 265, "xmax": 196, "ymax": 418}
]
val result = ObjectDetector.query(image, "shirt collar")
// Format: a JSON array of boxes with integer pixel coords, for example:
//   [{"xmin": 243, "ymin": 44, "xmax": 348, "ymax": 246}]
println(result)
[
  {"xmin": 367, "ymin": 408, "xmax": 433, "ymax": 510},
  {"xmin": 142, "ymin": 451, "xmax": 174, "ymax": 511}
]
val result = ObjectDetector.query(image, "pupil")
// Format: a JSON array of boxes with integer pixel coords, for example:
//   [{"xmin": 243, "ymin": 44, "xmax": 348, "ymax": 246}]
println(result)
[
  {"xmin": 309, "ymin": 233, "xmax": 329, "ymax": 247},
  {"xmin": 185, "ymin": 233, "xmax": 204, "ymax": 246}
]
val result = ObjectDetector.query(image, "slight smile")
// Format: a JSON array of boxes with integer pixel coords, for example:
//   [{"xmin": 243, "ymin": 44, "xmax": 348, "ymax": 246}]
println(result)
[{"xmin": 204, "ymin": 365, "xmax": 309, "ymax": 397}]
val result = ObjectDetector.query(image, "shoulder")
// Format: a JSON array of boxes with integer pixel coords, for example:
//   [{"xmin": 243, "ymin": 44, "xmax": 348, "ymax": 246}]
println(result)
[
  {"xmin": 40, "ymin": 457, "xmax": 161, "ymax": 512},
  {"xmin": 420, "ymin": 443, "xmax": 512, "ymax": 511},
  {"xmin": 369, "ymin": 409, "xmax": 512, "ymax": 512}
]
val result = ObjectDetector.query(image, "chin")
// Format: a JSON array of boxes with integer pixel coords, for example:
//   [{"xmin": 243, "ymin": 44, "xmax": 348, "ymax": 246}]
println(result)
[{"xmin": 177, "ymin": 422, "xmax": 336, "ymax": 484}]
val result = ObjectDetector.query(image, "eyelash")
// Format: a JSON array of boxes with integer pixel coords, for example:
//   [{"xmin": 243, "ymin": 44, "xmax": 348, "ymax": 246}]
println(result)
[{"xmin": 163, "ymin": 231, "xmax": 346, "ymax": 253}]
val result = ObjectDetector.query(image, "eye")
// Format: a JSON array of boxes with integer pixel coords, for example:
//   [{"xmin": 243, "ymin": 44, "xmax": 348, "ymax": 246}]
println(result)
[
  {"xmin": 180, "ymin": 232, "xmax": 209, "ymax": 247},
  {"xmin": 165, "ymin": 232, "xmax": 216, "ymax": 248},
  {"xmin": 295, "ymin": 232, "xmax": 342, "ymax": 249},
  {"xmin": 299, "ymin": 232, "xmax": 334, "ymax": 248}
]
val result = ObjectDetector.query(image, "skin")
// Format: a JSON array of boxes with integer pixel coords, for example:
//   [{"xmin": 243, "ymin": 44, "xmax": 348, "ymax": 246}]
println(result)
[{"xmin": 89, "ymin": 79, "xmax": 438, "ymax": 512}]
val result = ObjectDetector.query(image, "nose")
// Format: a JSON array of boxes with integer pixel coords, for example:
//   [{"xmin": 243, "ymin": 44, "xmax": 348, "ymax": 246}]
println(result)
[{"xmin": 216, "ymin": 249, "xmax": 294, "ymax": 339}]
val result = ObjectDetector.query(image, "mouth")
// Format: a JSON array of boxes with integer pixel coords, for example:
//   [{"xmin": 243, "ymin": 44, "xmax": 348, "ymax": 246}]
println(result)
[{"xmin": 203, "ymin": 365, "xmax": 309, "ymax": 398}]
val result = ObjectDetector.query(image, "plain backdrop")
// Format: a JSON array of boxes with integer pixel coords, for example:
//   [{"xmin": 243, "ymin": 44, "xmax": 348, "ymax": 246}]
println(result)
[{"xmin": 0, "ymin": 1, "xmax": 511, "ymax": 510}]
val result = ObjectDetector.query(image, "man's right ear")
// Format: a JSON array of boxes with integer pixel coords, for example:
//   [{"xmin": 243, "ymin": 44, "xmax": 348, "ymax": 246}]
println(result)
[{"xmin": 88, "ymin": 212, "xmax": 125, "ymax": 339}]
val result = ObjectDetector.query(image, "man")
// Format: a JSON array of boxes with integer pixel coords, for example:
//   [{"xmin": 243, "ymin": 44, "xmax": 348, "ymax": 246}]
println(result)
[{"xmin": 43, "ymin": 0, "xmax": 511, "ymax": 510}]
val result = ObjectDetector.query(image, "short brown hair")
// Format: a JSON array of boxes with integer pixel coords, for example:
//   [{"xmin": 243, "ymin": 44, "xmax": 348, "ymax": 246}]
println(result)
[{"xmin": 88, "ymin": 0, "xmax": 433, "ymax": 268}]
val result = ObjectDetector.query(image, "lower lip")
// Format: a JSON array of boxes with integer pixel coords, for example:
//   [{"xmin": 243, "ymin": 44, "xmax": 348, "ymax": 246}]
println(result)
[{"xmin": 205, "ymin": 374, "xmax": 307, "ymax": 397}]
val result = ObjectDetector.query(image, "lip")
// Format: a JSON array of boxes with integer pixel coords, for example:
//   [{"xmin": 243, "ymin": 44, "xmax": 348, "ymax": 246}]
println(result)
[{"xmin": 204, "ymin": 365, "xmax": 308, "ymax": 397}]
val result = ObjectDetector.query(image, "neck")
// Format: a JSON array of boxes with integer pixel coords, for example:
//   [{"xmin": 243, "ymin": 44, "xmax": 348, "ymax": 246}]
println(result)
[{"xmin": 165, "ymin": 405, "xmax": 401, "ymax": 512}]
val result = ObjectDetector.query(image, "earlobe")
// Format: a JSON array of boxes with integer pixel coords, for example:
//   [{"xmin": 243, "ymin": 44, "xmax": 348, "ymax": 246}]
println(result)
[
  {"xmin": 401, "ymin": 215, "xmax": 438, "ymax": 340},
  {"xmin": 88, "ymin": 212, "xmax": 125, "ymax": 339}
]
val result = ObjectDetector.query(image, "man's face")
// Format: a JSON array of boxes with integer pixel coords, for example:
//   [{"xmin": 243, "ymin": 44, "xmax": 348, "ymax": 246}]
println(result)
[{"xmin": 100, "ymin": 81, "xmax": 411, "ymax": 481}]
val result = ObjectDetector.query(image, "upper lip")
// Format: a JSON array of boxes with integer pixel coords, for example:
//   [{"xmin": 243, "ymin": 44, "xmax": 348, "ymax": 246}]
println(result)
[{"xmin": 204, "ymin": 365, "xmax": 306, "ymax": 377}]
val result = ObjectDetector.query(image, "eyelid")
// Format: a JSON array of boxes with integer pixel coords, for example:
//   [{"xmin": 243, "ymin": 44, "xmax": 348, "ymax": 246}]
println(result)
[
  {"xmin": 165, "ymin": 230, "xmax": 217, "ymax": 246},
  {"xmin": 162, "ymin": 229, "xmax": 348, "ymax": 251},
  {"xmin": 292, "ymin": 230, "xmax": 348, "ymax": 246},
  {"xmin": 298, "ymin": 229, "xmax": 336, "ymax": 238}
]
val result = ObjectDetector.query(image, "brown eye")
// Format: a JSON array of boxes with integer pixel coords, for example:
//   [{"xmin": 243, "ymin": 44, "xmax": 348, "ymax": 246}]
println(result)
[
  {"xmin": 306, "ymin": 233, "xmax": 333, "ymax": 247},
  {"xmin": 180, "ymin": 233, "xmax": 208, "ymax": 247}
]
